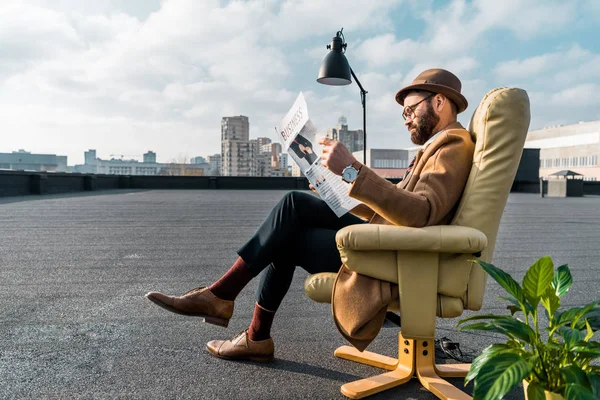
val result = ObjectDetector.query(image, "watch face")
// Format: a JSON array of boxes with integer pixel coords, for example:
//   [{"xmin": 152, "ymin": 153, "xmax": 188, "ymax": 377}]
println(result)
[{"xmin": 342, "ymin": 167, "xmax": 357, "ymax": 183}]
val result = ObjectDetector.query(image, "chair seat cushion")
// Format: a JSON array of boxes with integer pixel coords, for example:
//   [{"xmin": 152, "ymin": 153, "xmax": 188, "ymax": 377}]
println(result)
[{"xmin": 304, "ymin": 272, "xmax": 465, "ymax": 318}]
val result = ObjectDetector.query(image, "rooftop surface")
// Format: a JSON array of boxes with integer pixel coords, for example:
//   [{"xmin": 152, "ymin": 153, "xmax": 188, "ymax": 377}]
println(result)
[{"xmin": 1, "ymin": 190, "xmax": 599, "ymax": 399}]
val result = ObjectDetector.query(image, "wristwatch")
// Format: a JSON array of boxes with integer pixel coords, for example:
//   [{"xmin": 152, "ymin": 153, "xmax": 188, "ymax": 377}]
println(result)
[{"xmin": 341, "ymin": 161, "xmax": 362, "ymax": 184}]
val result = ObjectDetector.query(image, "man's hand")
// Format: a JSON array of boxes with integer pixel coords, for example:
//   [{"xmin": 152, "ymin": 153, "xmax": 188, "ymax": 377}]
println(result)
[
  {"xmin": 308, "ymin": 183, "xmax": 319, "ymax": 196},
  {"xmin": 318, "ymin": 137, "xmax": 356, "ymax": 175}
]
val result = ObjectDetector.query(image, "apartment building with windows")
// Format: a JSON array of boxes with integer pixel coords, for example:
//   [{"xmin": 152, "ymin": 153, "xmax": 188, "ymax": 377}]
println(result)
[
  {"xmin": 326, "ymin": 116, "xmax": 364, "ymax": 153},
  {"xmin": 221, "ymin": 116, "xmax": 258, "ymax": 176}
]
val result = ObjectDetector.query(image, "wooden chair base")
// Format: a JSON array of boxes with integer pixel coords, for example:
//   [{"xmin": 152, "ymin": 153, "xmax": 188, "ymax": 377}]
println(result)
[{"xmin": 334, "ymin": 333, "xmax": 472, "ymax": 399}]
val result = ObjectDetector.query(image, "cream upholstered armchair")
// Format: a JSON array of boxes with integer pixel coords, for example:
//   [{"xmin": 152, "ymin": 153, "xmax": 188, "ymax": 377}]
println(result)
[{"xmin": 304, "ymin": 87, "xmax": 531, "ymax": 400}]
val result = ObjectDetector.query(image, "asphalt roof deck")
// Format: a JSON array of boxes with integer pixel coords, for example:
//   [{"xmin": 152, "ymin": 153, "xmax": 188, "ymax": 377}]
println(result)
[{"xmin": 1, "ymin": 190, "xmax": 599, "ymax": 399}]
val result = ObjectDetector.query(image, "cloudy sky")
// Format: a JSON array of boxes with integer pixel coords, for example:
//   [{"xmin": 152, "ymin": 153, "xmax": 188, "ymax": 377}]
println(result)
[{"xmin": 1, "ymin": 0, "xmax": 599, "ymax": 165}]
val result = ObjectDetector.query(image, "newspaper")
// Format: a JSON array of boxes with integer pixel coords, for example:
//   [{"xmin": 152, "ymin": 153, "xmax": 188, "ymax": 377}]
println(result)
[{"xmin": 278, "ymin": 92, "xmax": 362, "ymax": 217}]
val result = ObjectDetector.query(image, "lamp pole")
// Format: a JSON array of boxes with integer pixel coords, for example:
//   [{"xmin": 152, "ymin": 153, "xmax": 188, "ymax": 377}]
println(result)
[
  {"xmin": 350, "ymin": 69, "xmax": 367, "ymax": 164},
  {"xmin": 317, "ymin": 29, "xmax": 368, "ymax": 165}
]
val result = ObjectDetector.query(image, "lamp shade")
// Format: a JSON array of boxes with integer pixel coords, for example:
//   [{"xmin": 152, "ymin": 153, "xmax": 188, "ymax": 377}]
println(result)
[{"xmin": 317, "ymin": 35, "xmax": 352, "ymax": 86}]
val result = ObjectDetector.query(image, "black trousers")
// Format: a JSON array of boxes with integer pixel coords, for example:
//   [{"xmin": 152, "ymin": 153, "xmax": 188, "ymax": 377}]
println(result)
[{"xmin": 237, "ymin": 191, "xmax": 365, "ymax": 311}]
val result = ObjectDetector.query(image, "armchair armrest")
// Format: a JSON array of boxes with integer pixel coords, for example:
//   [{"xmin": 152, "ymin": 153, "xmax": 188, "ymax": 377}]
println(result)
[{"xmin": 336, "ymin": 224, "xmax": 487, "ymax": 254}]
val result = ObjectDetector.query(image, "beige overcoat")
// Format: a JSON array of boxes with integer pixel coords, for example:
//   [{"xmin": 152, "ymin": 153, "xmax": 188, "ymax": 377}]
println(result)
[{"xmin": 332, "ymin": 122, "xmax": 475, "ymax": 351}]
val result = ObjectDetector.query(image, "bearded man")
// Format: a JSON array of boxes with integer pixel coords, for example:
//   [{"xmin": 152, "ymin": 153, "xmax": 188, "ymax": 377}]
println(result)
[{"xmin": 145, "ymin": 68, "xmax": 475, "ymax": 362}]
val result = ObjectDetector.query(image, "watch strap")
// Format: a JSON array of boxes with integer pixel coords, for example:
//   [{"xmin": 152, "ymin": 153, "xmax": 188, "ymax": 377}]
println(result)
[{"xmin": 351, "ymin": 161, "xmax": 363, "ymax": 172}]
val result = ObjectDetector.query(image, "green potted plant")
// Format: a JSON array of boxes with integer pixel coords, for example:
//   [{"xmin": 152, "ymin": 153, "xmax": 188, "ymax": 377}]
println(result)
[{"xmin": 457, "ymin": 256, "xmax": 600, "ymax": 400}]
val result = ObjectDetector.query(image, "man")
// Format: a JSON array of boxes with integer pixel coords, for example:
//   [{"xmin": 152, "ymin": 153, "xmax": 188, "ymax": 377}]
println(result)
[{"xmin": 146, "ymin": 68, "xmax": 475, "ymax": 362}]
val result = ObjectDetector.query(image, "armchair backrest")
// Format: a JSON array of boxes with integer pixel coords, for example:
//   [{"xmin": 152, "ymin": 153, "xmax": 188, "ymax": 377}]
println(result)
[{"xmin": 449, "ymin": 88, "xmax": 531, "ymax": 311}]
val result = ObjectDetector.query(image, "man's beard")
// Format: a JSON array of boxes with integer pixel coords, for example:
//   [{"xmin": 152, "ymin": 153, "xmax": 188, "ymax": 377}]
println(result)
[{"xmin": 409, "ymin": 101, "xmax": 439, "ymax": 145}]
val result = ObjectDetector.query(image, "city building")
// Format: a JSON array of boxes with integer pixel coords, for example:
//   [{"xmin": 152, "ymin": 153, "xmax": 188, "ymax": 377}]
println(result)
[
  {"xmin": 84, "ymin": 149, "xmax": 97, "ymax": 166},
  {"xmin": 72, "ymin": 150, "xmax": 208, "ymax": 176},
  {"xmin": 207, "ymin": 154, "xmax": 221, "ymax": 176},
  {"xmin": 0, "ymin": 150, "xmax": 68, "ymax": 172},
  {"xmin": 221, "ymin": 116, "xmax": 258, "ymax": 176},
  {"xmin": 255, "ymin": 153, "xmax": 273, "ymax": 177},
  {"xmin": 278, "ymin": 153, "xmax": 288, "ymax": 170},
  {"xmin": 191, "ymin": 156, "xmax": 206, "ymax": 164},
  {"xmin": 144, "ymin": 151, "xmax": 157, "ymax": 163},
  {"xmin": 326, "ymin": 116, "xmax": 364, "ymax": 153},
  {"xmin": 260, "ymin": 143, "xmax": 288, "ymax": 177},
  {"xmin": 222, "ymin": 139, "xmax": 258, "ymax": 176},
  {"xmin": 525, "ymin": 120, "xmax": 600, "ymax": 181},
  {"xmin": 256, "ymin": 137, "xmax": 272, "ymax": 149},
  {"xmin": 291, "ymin": 161, "xmax": 302, "ymax": 177}
]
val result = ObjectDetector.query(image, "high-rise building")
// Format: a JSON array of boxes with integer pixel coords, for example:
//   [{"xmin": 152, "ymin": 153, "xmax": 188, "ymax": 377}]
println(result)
[
  {"xmin": 84, "ymin": 149, "xmax": 97, "ymax": 166},
  {"xmin": 144, "ymin": 151, "xmax": 157, "ymax": 163},
  {"xmin": 221, "ymin": 116, "xmax": 258, "ymax": 176},
  {"xmin": 207, "ymin": 154, "xmax": 221, "ymax": 176},
  {"xmin": 279, "ymin": 153, "xmax": 288, "ymax": 170},
  {"xmin": 256, "ymin": 137, "xmax": 272, "ymax": 149},
  {"xmin": 255, "ymin": 153, "xmax": 273, "ymax": 177},
  {"xmin": 191, "ymin": 156, "xmax": 206, "ymax": 164},
  {"xmin": 221, "ymin": 116, "xmax": 249, "ymax": 141},
  {"xmin": 222, "ymin": 140, "xmax": 258, "ymax": 176},
  {"xmin": 326, "ymin": 116, "xmax": 364, "ymax": 153}
]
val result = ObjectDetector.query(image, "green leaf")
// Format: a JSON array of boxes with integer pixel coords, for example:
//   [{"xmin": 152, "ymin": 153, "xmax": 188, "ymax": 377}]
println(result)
[
  {"xmin": 584, "ymin": 319, "xmax": 594, "ymax": 342},
  {"xmin": 571, "ymin": 300, "xmax": 600, "ymax": 329},
  {"xmin": 561, "ymin": 365, "xmax": 590, "ymax": 388},
  {"xmin": 492, "ymin": 318, "xmax": 536, "ymax": 344},
  {"xmin": 556, "ymin": 301, "xmax": 600, "ymax": 329},
  {"xmin": 523, "ymin": 256, "xmax": 555, "ymax": 309},
  {"xmin": 571, "ymin": 340, "xmax": 600, "ymax": 358},
  {"xmin": 458, "ymin": 314, "xmax": 520, "ymax": 325},
  {"xmin": 459, "ymin": 322, "xmax": 512, "ymax": 337},
  {"xmin": 579, "ymin": 308, "xmax": 600, "ymax": 331},
  {"xmin": 552, "ymin": 264, "xmax": 573, "ymax": 297},
  {"xmin": 541, "ymin": 286, "xmax": 561, "ymax": 320},
  {"xmin": 460, "ymin": 318, "xmax": 536, "ymax": 344},
  {"xmin": 564, "ymin": 383, "xmax": 596, "ymax": 400},
  {"xmin": 560, "ymin": 327, "xmax": 585, "ymax": 349},
  {"xmin": 477, "ymin": 260, "xmax": 529, "ymax": 313},
  {"xmin": 464, "ymin": 344, "xmax": 516, "ymax": 386},
  {"xmin": 526, "ymin": 381, "xmax": 546, "ymax": 400},
  {"xmin": 472, "ymin": 353, "xmax": 531, "ymax": 400},
  {"xmin": 588, "ymin": 372, "xmax": 600, "ymax": 397}
]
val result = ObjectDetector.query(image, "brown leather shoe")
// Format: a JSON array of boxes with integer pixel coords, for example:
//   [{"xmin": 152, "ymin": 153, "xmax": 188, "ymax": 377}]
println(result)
[
  {"xmin": 206, "ymin": 329, "xmax": 274, "ymax": 362},
  {"xmin": 145, "ymin": 287, "xmax": 233, "ymax": 327}
]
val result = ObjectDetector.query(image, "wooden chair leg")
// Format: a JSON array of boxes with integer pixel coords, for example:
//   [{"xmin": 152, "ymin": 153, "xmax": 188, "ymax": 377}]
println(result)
[
  {"xmin": 416, "ymin": 339, "xmax": 472, "ymax": 400},
  {"xmin": 334, "ymin": 346, "xmax": 399, "ymax": 371},
  {"xmin": 435, "ymin": 363, "xmax": 471, "ymax": 378},
  {"xmin": 334, "ymin": 334, "xmax": 472, "ymax": 399},
  {"xmin": 334, "ymin": 334, "xmax": 414, "ymax": 399}
]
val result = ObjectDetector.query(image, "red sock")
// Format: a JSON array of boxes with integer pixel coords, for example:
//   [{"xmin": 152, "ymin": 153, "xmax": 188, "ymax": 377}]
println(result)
[
  {"xmin": 248, "ymin": 303, "xmax": 275, "ymax": 341},
  {"xmin": 209, "ymin": 257, "xmax": 254, "ymax": 301}
]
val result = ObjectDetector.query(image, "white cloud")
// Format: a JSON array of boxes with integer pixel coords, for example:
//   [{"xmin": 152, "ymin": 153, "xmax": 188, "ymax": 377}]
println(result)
[
  {"xmin": 0, "ymin": 0, "xmax": 599, "ymax": 164},
  {"xmin": 494, "ymin": 45, "xmax": 590, "ymax": 81},
  {"xmin": 550, "ymin": 84, "xmax": 600, "ymax": 107}
]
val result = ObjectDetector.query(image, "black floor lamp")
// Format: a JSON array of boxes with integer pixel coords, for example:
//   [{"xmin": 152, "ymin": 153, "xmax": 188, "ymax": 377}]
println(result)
[{"xmin": 317, "ymin": 28, "xmax": 367, "ymax": 165}]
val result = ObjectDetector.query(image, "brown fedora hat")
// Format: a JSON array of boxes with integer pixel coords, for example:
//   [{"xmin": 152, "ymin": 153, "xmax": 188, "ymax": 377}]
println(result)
[{"xmin": 395, "ymin": 68, "xmax": 468, "ymax": 113}]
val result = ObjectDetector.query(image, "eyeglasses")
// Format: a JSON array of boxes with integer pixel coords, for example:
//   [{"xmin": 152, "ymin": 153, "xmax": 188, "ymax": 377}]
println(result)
[{"xmin": 402, "ymin": 94, "xmax": 434, "ymax": 120}]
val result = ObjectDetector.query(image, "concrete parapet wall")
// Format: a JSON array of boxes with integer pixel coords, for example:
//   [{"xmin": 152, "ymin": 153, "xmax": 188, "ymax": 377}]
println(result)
[
  {"xmin": 2, "ymin": 170, "xmax": 600, "ymax": 198},
  {"xmin": 0, "ymin": 171, "xmax": 311, "ymax": 196}
]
